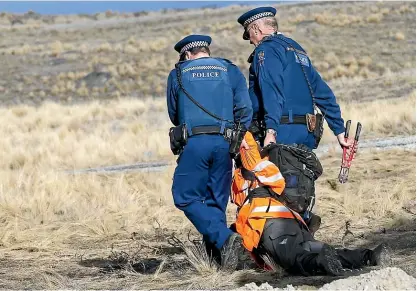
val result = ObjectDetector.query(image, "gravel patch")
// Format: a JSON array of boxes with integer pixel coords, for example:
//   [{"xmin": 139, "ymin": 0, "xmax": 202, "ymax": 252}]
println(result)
[
  {"xmin": 237, "ymin": 268, "xmax": 416, "ymax": 291},
  {"xmin": 315, "ymin": 135, "xmax": 416, "ymax": 157},
  {"xmin": 320, "ymin": 267, "xmax": 416, "ymax": 290}
]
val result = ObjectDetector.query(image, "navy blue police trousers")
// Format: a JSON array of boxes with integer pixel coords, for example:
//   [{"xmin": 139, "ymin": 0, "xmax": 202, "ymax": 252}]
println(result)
[{"xmin": 172, "ymin": 134, "xmax": 233, "ymax": 249}]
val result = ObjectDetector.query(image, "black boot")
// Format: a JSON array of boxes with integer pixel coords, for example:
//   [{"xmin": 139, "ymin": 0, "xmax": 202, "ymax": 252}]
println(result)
[
  {"xmin": 204, "ymin": 240, "xmax": 221, "ymax": 266},
  {"xmin": 317, "ymin": 244, "xmax": 344, "ymax": 276},
  {"xmin": 220, "ymin": 233, "xmax": 249, "ymax": 271},
  {"xmin": 369, "ymin": 243, "xmax": 391, "ymax": 267}
]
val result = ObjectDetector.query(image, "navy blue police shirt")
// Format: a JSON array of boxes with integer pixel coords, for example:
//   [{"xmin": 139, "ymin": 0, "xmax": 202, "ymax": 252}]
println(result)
[
  {"xmin": 167, "ymin": 57, "xmax": 252, "ymax": 131},
  {"xmin": 249, "ymin": 33, "xmax": 345, "ymax": 136}
]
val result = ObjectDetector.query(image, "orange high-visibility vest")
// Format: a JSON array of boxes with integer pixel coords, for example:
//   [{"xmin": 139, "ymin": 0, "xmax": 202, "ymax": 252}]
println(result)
[{"xmin": 231, "ymin": 132, "xmax": 307, "ymax": 252}]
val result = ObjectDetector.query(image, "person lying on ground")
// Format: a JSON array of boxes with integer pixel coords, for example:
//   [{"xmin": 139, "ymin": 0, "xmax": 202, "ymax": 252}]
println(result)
[{"xmin": 230, "ymin": 132, "xmax": 391, "ymax": 275}]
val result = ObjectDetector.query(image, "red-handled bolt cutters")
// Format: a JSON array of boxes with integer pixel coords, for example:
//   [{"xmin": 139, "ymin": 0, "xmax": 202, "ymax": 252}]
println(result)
[{"xmin": 338, "ymin": 120, "xmax": 362, "ymax": 183}]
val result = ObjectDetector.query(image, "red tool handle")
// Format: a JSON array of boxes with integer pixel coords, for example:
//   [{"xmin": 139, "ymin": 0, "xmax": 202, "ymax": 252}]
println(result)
[{"xmin": 339, "ymin": 121, "xmax": 361, "ymax": 183}]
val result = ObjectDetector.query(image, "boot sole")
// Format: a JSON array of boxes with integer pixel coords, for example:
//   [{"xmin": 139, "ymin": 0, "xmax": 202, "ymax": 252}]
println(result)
[{"xmin": 321, "ymin": 246, "xmax": 344, "ymax": 276}]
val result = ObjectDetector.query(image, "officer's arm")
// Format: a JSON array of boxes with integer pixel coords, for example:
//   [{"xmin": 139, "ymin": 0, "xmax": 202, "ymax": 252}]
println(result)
[
  {"xmin": 310, "ymin": 67, "xmax": 345, "ymax": 135},
  {"xmin": 166, "ymin": 70, "xmax": 179, "ymax": 126},
  {"xmin": 255, "ymin": 46, "xmax": 286, "ymax": 132},
  {"xmin": 229, "ymin": 64, "xmax": 253, "ymax": 130}
]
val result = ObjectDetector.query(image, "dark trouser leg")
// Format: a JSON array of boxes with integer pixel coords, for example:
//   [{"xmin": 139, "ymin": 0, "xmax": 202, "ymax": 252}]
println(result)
[
  {"xmin": 336, "ymin": 248, "xmax": 373, "ymax": 269},
  {"xmin": 258, "ymin": 218, "xmax": 319, "ymax": 276},
  {"xmin": 205, "ymin": 135, "xmax": 233, "ymax": 248},
  {"xmin": 172, "ymin": 136, "xmax": 232, "ymax": 250},
  {"xmin": 258, "ymin": 218, "xmax": 348, "ymax": 276}
]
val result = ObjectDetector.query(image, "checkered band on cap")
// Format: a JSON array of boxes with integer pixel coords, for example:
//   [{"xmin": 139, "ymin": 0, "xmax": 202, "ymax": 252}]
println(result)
[
  {"xmin": 182, "ymin": 65, "xmax": 227, "ymax": 73},
  {"xmin": 180, "ymin": 41, "xmax": 209, "ymax": 54},
  {"xmin": 243, "ymin": 11, "xmax": 275, "ymax": 27}
]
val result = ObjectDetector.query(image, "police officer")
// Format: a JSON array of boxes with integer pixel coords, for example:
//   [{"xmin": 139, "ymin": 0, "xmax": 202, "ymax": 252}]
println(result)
[
  {"xmin": 167, "ymin": 35, "xmax": 252, "ymax": 269},
  {"xmin": 237, "ymin": 7, "xmax": 352, "ymax": 149},
  {"xmin": 237, "ymin": 7, "xmax": 353, "ymax": 232}
]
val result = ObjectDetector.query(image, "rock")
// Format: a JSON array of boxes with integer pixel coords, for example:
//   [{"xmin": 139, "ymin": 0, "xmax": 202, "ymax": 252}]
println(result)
[
  {"xmin": 77, "ymin": 71, "xmax": 111, "ymax": 88},
  {"xmin": 237, "ymin": 282, "xmax": 297, "ymax": 291},
  {"xmin": 48, "ymin": 58, "xmax": 67, "ymax": 66},
  {"xmin": 402, "ymin": 200, "xmax": 416, "ymax": 215}
]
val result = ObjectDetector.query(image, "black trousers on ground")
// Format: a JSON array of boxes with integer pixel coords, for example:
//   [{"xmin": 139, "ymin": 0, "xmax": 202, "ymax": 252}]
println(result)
[{"xmin": 255, "ymin": 218, "xmax": 373, "ymax": 276}]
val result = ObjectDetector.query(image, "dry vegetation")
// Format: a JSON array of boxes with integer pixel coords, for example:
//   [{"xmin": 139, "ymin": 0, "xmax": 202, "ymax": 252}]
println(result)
[
  {"xmin": 0, "ymin": 1, "xmax": 415, "ymax": 289},
  {"xmin": 0, "ymin": 1, "xmax": 415, "ymax": 105}
]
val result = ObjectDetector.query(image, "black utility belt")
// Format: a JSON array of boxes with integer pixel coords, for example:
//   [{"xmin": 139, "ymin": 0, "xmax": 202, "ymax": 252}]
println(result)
[
  {"xmin": 280, "ymin": 113, "xmax": 324, "ymax": 149},
  {"xmin": 169, "ymin": 124, "xmax": 246, "ymax": 156},
  {"xmin": 191, "ymin": 125, "xmax": 231, "ymax": 136},
  {"xmin": 280, "ymin": 115, "xmax": 308, "ymax": 125},
  {"xmin": 280, "ymin": 114, "xmax": 318, "ymax": 133}
]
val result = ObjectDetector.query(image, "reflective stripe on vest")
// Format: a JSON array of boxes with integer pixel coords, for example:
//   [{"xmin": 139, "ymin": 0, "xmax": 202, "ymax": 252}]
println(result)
[
  {"xmin": 252, "ymin": 205, "xmax": 290, "ymax": 213},
  {"xmin": 253, "ymin": 160, "xmax": 271, "ymax": 172},
  {"xmin": 252, "ymin": 204, "xmax": 305, "ymax": 222},
  {"xmin": 257, "ymin": 172, "xmax": 284, "ymax": 184}
]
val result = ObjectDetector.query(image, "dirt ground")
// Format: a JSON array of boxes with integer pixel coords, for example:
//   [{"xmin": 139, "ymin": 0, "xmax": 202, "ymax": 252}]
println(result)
[
  {"xmin": 0, "ymin": 1, "xmax": 415, "ymax": 289},
  {"xmin": 0, "ymin": 149, "xmax": 414, "ymax": 290}
]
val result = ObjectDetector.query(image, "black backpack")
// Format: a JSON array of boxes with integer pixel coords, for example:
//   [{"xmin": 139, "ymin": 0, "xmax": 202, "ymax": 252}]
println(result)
[{"xmin": 261, "ymin": 143, "xmax": 323, "ymax": 213}]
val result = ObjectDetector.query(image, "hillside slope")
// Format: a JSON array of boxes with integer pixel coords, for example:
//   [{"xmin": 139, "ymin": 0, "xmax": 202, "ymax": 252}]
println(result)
[{"xmin": 0, "ymin": 1, "xmax": 415, "ymax": 105}]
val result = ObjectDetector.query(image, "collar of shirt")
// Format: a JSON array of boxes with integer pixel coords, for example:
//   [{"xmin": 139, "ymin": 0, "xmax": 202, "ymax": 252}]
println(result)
[{"xmin": 256, "ymin": 31, "xmax": 283, "ymax": 47}]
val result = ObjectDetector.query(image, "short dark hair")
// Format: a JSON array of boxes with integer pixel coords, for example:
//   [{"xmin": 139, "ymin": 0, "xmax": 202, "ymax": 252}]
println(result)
[{"xmin": 179, "ymin": 46, "xmax": 211, "ymax": 61}]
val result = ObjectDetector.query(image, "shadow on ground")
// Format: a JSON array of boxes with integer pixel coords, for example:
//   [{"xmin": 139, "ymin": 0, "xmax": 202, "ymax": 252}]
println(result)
[{"xmin": 78, "ymin": 242, "xmax": 190, "ymax": 275}]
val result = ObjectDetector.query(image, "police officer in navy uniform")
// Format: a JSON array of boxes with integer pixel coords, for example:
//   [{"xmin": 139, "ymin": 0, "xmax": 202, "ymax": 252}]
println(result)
[
  {"xmin": 167, "ymin": 35, "xmax": 252, "ymax": 269},
  {"xmin": 237, "ymin": 7, "xmax": 352, "ymax": 149},
  {"xmin": 237, "ymin": 7, "xmax": 353, "ymax": 232}
]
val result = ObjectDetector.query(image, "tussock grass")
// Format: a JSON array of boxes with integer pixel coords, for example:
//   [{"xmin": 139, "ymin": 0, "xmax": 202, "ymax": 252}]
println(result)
[
  {"xmin": 0, "ymin": 169, "xmax": 183, "ymax": 248},
  {"xmin": 0, "ymin": 93, "xmax": 413, "ymax": 251},
  {"xmin": 0, "ymin": 98, "xmax": 172, "ymax": 171},
  {"xmin": 0, "ymin": 1, "xmax": 415, "ymax": 288},
  {"xmin": 1, "ymin": 1, "xmax": 414, "ymax": 104},
  {"xmin": 313, "ymin": 148, "xmax": 415, "ymax": 245},
  {"xmin": 169, "ymin": 236, "xmax": 218, "ymax": 275},
  {"xmin": 320, "ymin": 91, "xmax": 416, "ymax": 143},
  {"xmin": 0, "ymin": 102, "xmax": 414, "ymax": 288}
]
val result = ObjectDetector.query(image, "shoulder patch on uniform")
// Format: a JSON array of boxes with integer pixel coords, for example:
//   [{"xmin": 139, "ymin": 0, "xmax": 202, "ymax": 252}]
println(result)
[
  {"xmin": 258, "ymin": 50, "xmax": 265, "ymax": 66},
  {"xmin": 286, "ymin": 47, "xmax": 308, "ymax": 56},
  {"xmin": 294, "ymin": 52, "xmax": 309, "ymax": 67}
]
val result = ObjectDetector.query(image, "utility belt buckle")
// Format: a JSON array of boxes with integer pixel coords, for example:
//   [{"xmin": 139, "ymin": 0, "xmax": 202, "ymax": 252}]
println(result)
[{"xmin": 306, "ymin": 113, "xmax": 316, "ymax": 132}]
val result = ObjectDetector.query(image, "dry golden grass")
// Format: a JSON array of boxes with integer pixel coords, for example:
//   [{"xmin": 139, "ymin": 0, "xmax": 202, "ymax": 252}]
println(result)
[
  {"xmin": 0, "ymin": 1, "xmax": 414, "ymax": 104},
  {"xmin": 0, "ymin": 98, "xmax": 172, "ymax": 172},
  {"xmin": 0, "ymin": 1, "xmax": 415, "ymax": 288},
  {"xmin": 321, "ymin": 91, "xmax": 415, "ymax": 144},
  {"xmin": 0, "ymin": 144, "xmax": 414, "ymax": 289},
  {"xmin": 1, "ymin": 90, "xmax": 414, "ymax": 172},
  {"xmin": 0, "ymin": 93, "xmax": 413, "ymax": 250},
  {"xmin": 314, "ymin": 148, "xmax": 416, "ymax": 247}
]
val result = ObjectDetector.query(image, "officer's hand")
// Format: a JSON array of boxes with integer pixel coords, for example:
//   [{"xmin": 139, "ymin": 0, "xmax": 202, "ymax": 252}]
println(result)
[
  {"xmin": 263, "ymin": 133, "xmax": 276, "ymax": 146},
  {"xmin": 337, "ymin": 133, "xmax": 353, "ymax": 148},
  {"xmin": 240, "ymin": 139, "xmax": 250, "ymax": 150}
]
